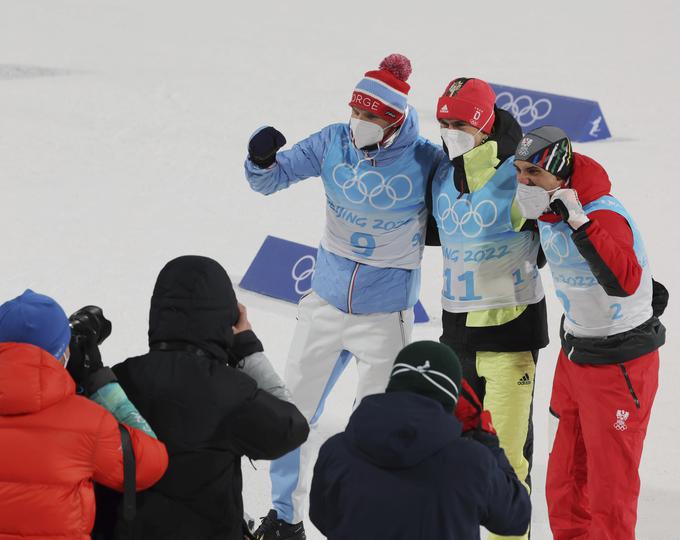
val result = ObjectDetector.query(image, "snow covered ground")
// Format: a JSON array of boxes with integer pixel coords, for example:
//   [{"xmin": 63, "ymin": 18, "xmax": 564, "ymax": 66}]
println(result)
[{"xmin": 2, "ymin": 1, "xmax": 679, "ymax": 537}]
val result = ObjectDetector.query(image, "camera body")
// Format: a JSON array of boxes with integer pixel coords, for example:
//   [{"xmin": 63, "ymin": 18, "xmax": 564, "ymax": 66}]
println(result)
[
  {"xmin": 65, "ymin": 305, "xmax": 116, "ymax": 396},
  {"xmin": 69, "ymin": 306, "xmax": 112, "ymax": 346}
]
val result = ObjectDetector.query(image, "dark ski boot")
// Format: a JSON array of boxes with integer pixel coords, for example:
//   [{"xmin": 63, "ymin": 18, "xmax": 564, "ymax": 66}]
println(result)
[{"xmin": 253, "ymin": 509, "xmax": 306, "ymax": 540}]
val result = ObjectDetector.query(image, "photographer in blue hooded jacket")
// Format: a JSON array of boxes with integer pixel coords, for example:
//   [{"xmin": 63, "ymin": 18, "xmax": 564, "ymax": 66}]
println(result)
[
  {"xmin": 244, "ymin": 54, "xmax": 443, "ymax": 539},
  {"xmin": 309, "ymin": 341, "xmax": 530, "ymax": 540}
]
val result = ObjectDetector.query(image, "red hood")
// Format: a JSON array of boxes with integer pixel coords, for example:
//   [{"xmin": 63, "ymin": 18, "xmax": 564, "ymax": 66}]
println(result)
[
  {"xmin": 539, "ymin": 153, "xmax": 612, "ymax": 222},
  {"xmin": 0, "ymin": 342, "xmax": 75, "ymax": 415}
]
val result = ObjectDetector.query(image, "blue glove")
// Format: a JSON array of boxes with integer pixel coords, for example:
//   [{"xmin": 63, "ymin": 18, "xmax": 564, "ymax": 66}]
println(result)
[{"xmin": 248, "ymin": 126, "xmax": 286, "ymax": 168}]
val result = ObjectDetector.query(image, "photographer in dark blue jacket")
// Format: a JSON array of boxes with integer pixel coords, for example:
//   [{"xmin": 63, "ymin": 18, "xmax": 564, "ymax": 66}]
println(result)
[{"xmin": 309, "ymin": 341, "xmax": 530, "ymax": 539}]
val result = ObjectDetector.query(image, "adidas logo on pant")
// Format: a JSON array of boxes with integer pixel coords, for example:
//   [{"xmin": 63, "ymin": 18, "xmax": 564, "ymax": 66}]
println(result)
[{"xmin": 517, "ymin": 373, "xmax": 531, "ymax": 386}]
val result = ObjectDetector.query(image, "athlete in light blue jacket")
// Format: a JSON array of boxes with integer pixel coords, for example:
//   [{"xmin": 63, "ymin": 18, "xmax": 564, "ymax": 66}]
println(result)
[{"xmin": 244, "ymin": 54, "xmax": 443, "ymax": 539}]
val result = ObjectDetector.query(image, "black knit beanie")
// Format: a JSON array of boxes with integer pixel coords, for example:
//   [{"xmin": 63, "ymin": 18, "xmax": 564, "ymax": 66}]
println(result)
[
  {"xmin": 386, "ymin": 341, "xmax": 462, "ymax": 412},
  {"xmin": 515, "ymin": 125, "xmax": 573, "ymax": 179}
]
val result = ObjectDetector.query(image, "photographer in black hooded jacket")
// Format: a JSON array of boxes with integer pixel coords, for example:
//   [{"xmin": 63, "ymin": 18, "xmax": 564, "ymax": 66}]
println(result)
[{"xmin": 110, "ymin": 255, "xmax": 309, "ymax": 539}]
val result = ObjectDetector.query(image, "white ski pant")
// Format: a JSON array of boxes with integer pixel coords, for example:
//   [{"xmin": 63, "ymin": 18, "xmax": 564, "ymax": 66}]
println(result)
[{"xmin": 270, "ymin": 292, "xmax": 414, "ymax": 524}]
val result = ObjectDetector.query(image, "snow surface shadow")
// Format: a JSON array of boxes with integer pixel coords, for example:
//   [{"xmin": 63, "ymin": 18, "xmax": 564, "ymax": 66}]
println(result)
[{"xmin": 0, "ymin": 64, "xmax": 79, "ymax": 81}]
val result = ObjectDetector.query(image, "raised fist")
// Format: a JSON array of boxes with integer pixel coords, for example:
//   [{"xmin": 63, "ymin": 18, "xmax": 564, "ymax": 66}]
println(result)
[{"xmin": 248, "ymin": 126, "xmax": 286, "ymax": 168}]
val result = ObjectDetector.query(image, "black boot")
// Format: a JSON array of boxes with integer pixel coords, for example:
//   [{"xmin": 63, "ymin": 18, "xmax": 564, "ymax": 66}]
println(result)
[{"xmin": 253, "ymin": 509, "xmax": 306, "ymax": 540}]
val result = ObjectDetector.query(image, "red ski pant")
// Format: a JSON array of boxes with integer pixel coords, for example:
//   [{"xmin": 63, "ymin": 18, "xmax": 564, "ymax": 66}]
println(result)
[{"xmin": 546, "ymin": 349, "xmax": 659, "ymax": 540}]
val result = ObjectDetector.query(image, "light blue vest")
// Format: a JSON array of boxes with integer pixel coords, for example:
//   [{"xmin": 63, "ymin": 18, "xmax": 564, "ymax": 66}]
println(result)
[
  {"xmin": 320, "ymin": 129, "xmax": 427, "ymax": 270},
  {"xmin": 538, "ymin": 195, "xmax": 653, "ymax": 338},
  {"xmin": 432, "ymin": 158, "xmax": 543, "ymax": 312}
]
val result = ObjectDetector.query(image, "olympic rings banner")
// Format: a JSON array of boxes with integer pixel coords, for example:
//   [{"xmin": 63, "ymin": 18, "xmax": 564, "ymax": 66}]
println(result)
[
  {"xmin": 240, "ymin": 235, "xmax": 430, "ymax": 323},
  {"xmin": 490, "ymin": 83, "xmax": 611, "ymax": 142}
]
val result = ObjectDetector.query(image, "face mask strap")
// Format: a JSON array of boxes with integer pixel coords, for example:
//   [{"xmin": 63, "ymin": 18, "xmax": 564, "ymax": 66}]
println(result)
[
  {"xmin": 356, "ymin": 147, "xmax": 381, "ymax": 167},
  {"xmin": 478, "ymin": 109, "xmax": 494, "ymax": 136},
  {"xmin": 379, "ymin": 111, "xmax": 407, "ymax": 148}
]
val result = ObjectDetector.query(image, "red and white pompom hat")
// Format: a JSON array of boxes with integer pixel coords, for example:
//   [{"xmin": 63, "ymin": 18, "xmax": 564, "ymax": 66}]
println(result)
[{"xmin": 349, "ymin": 54, "xmax": 412, "ymax": 124}]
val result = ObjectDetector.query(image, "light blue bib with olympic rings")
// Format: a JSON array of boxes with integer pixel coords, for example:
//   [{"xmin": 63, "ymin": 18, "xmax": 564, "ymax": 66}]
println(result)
[
  {"xmin": 538, "ymin": 195, "xmax": 653, "ymax": 338},
  {"xmin": 432, "ymin": 157, "xmax": 544, "ymax": 312},
  {"xmin": 319, "ymin": 126, "xmax": 429, "ymax": 269}
]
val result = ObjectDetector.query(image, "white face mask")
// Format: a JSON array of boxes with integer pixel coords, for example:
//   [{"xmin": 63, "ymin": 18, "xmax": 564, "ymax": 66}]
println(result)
[
  {"xmin": 440, "ymin": 128, "xmax": 477, "ymax": 160},
  {"xmin": 515, "ymin": 183, "xmax": 560, "ymax": 219},
  {"xmin": 349, "ymin": 114, "xmax": 404, "ymax": 150},
  {"xmin": 350, "ymin": 118, "xmax": 384, "ymax": 149}
]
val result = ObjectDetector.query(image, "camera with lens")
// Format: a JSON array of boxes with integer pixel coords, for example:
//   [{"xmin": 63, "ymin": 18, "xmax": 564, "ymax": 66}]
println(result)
[
  {"xmin": 69, "ymin": 306, "xmax": 112, "ymax": 346},
  {"xmin": 67, "ymin": 306, "xmax": 112, "ymax": 379}
]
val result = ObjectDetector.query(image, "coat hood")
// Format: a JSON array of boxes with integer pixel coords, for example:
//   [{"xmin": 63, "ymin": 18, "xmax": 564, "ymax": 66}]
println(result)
[
  {"xmin": 567, "ymin": 153, "xmax": 612, "ymax": 204},
  {"xmin": 357, "ymin": 105, "xmax": 420, "ymax": 167},
  {"xmin": 488, "ymin": 107, "xmax": 523, "ymax": 163},
  {"xmin": 346, "ymin": 392, "xmax": 460, "ymax": 469},
  {"xmin": 148, "ymin": 256, "xmax": 240, "ymax": 363},
  {"xmin": 540, "ymin": 153, "xmax": 612, "ymax": 223},
  {"xmin": 0, "ymin": 342, "xmax": 75, "ymax": 415}
]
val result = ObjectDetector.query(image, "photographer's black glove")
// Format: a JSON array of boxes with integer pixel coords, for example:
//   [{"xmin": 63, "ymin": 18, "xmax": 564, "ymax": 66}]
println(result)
[
  {"xmin": 464, "ymin": 427, "xmax": 501, "ymax": 449},
  {"xmin": 67, "ymin": 335, "xmax": 117, "ymax": 396},
  {"xmin": 232, "ymin": 330, "xmax": 264, "ymax": 361},
  {"xmin": 248, "ymin": 127, "xmax": 286, "ymax": 168}
]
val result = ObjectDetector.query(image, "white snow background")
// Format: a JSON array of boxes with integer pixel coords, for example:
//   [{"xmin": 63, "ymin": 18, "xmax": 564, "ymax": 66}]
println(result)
[{"xmin": 1, "ymin": 1, "xmax": 678, "ymax": 538}]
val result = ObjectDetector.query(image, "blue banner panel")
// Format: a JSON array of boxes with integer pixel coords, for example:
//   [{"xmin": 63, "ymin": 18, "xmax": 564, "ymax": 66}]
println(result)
[
  {"xmin": 490, "ymin": 83, "xmax": 611, "ymax": 142},
  {"xmin": 240, "ymin": 235, "xmax": 429, "ymax": 323}
]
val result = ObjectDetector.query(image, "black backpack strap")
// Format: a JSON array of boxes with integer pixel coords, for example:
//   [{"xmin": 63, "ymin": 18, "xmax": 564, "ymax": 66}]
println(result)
[{"xmin": 118, "ymin": 424, "xmax": 136, "ymax": 521}]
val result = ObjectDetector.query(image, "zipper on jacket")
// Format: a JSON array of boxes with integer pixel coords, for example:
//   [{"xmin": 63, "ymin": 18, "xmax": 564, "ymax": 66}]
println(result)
[
  {"xmin": 618, "ymin": 363, "xmax": 641, "ymax": 409},
  {"xmin": 347, "ymin": 263, "xmax": 360, "ymax": 314},
  {"xmin": 398, "ymin": 310, "xmax": 406, "ymax": 347}
]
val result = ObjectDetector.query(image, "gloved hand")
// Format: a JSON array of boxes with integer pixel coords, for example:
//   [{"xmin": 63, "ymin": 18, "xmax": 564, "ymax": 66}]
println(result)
[
  {"xmin": 66, "ymin": 334, "xmax": 116, "ymax": 396},
  {"xmin": 550, "ymin": 189, "xmax": 589, "ymax": 230},
  {"xmin": 455, "ymin": 379, "xmax": 498, "ymax": 448},
  {"xmin": 248, "ymin": 126, "xmax": 286, "ymax": 168},
  {"xmin": 231, "ymin": 303, "xmax": 264, "ymax": 362}
]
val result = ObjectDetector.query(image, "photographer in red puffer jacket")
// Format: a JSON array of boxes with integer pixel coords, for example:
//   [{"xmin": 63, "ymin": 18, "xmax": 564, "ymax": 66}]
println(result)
[{"xmin": 0, "ymin": 290, "xmax": 168, "ymax": 540}]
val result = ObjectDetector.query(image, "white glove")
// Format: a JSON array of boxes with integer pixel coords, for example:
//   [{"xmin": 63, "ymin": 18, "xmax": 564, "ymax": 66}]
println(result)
[{"xmin": 550, "ymin": 189, "xmax": 589, "ymax": 230}]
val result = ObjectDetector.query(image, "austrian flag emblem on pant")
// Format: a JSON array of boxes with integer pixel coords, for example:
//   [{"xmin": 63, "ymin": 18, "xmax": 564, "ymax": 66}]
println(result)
[{"xmin": 614, "ymin": 409, "xmax": 630, "ymax": 431}]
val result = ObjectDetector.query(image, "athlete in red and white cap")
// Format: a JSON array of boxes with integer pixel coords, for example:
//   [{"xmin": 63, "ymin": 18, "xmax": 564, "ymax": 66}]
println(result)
[{"xmin": 427, "ymin": 77, "xmax": 550, "ymax": 540}]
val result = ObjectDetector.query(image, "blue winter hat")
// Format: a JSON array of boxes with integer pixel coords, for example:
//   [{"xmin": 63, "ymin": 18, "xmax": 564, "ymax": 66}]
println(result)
[{"xmin": 0, "ymin": 290, "xmax": 71, "ymax": 359}]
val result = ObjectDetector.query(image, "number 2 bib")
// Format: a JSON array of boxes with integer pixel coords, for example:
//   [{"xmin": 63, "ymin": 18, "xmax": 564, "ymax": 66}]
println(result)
[{"xmin": 539, "ymin": 195, "xmax": 653, "ymax": 338}]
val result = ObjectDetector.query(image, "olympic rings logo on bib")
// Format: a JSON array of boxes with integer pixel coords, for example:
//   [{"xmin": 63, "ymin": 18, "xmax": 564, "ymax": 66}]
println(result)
[
  {"xmin": 332, "ymin": 163, "xmax": 413, "ymax": 210},
  {"xmin": 543, "ymin": 230, "xmax": 571, "ymax": 264},
  {"xmin": 291, "ymin": 255, "xmax": 315, "ymax": 295},
  {"xmin": 495, "ymin": 92, "xmax": 552, "ymax": 128},
  {"xmin": 436, "ymin": 194, "xmax": 498, "ymax": 238}
]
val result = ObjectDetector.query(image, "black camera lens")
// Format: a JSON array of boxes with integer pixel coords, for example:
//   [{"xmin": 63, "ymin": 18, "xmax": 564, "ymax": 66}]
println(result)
[{"xmin": 68, "ymin": 306, "xmax": 112, "ymax": 345}]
